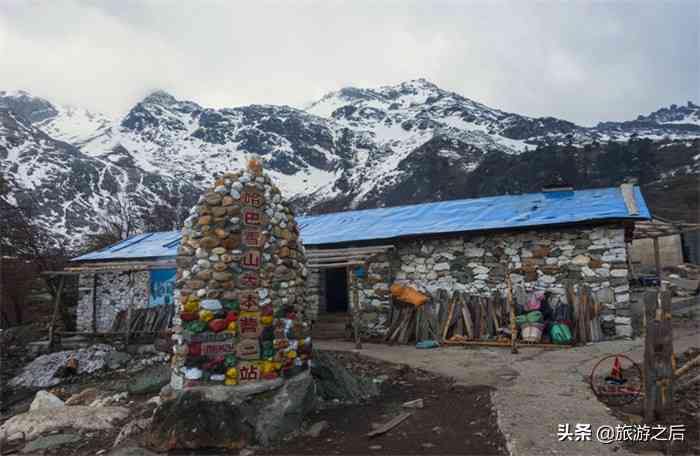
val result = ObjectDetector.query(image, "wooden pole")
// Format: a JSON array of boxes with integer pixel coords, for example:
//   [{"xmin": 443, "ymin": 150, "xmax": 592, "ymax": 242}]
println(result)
[
  {"xmin": 125, "ymin": 271, "xmax": 135, "ymax": 348},
  {"xmin": 644, "ymin": 290, "xmax": 674, "ymax": 422},
  {"xmin": 350, "ymin": 268, "xmax": 362, "ymax": 349},
  {"xmin": 91, "ymin": 274, "xmax": 98, "ymax": 333},
  {"xmin": 48, "ymin": 275, "xmax": 65, "ymax": 352},
  {"xmin": 505, "ymin": 267, "xmax": 518, "ymax": 354},
  {"xmin": 653, "ymin": 237, "xmax": 662, "ymax": 284}
]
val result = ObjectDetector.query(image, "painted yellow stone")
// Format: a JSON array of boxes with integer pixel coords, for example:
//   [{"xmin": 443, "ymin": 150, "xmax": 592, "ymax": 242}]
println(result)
[
  {"xmin": 226, "ymin": 321, "xmax": 237, "ymax": 332},
  {"xmin": 226, "ymin": 367, "xmax": 238, "ymax": 379},
  {"xmin": 184, "ymin": 298, "xmax": 200, "ymax": 313},
  {"xmin": 287, "ymin": 350, "xmax": 297, "ymax": 359},
  {"xmin": 199, "ymin": 309, "xmax": 214, "ymax": 322},
  {"xmin": 261, "ymin": 315, "xmax": 273, "ymax": 326},
  {"xmin": 261, "ymin": 361, "xmax": 275, "ymax": 374},
  {"xmin": 225, "ymin": 378, "xmax": 238, "ymax": 385},
  {"xmin": 273, "ymin": 362, "xmax": 283, "ymax": 370}
]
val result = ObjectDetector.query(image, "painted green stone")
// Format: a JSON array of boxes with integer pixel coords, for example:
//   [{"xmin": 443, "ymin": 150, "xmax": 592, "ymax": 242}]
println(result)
[
  {"xmin": 224, "ymin": 354, "xmax": 238, "ymax": 367},
  {"xmin": 185, "ymin": 320, "xmax": 207, "ymax": 333},
  {"xmin": 222, "ymin": 299, "xmax": 240, "ymax": 311}
]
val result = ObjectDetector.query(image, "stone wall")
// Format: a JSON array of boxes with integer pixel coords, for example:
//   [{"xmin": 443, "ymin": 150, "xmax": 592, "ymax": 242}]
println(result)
[
  {"xmin": 76, "ymin": 271, "xmax": 150, "ymax": 331},
  {"xmin": 340, "ymin": 224, "xmax": 633, "ymax": 338}
]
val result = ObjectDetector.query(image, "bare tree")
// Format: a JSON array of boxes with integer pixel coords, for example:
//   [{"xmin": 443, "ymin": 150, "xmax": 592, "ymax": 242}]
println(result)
[{"xmin": 83, "ymin": 193, "xmax": 144, "ymax": 252}]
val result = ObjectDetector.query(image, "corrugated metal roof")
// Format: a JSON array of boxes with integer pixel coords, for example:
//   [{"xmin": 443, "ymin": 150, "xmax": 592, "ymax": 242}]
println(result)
[{"xmin": 72, "ymin": 186, "xmax": 650, "ymax": 261}]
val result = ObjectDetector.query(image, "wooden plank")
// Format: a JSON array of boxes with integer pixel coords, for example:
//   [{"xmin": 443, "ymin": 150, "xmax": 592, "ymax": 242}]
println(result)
[
  {"xmin": 442, "ymin": 292, "xmax": 457, "ymax": 341},
  {"xmin": 308, "ymin": 261, "xmax": 365, "ymax": 269},
  {"xmin": 460, "ymin": 296, "xmax": 474, "ymax": 338},
  {"xmin": 91, "ymin": 274, "xmax": 98, "ymax": 333},
  {"xmin": 307, "ymin": 245, "xmax": 395, "ymax": 258},
  {"xmin": 653, "ymin": 237, "xmax": 662, "ymax": 283},
  {"xmin": 306, "ymin": 254, "xmax": 377, "ymax": 263},
  {"xmin": 442, "ymin": 340, "xmax": 572, "ymax": 349},
  {"xmin": 491, "ymin": 296, "xmax": 501, "ymax": 332},
  {"xmin": 620, "ymin": 183, "xmax": 640, "ymax": 216},
  {"xmin": 366, "ymin": 412, "xmax": 412, "ymax": 437},
  {"xmin": 644, "ymin": 290, "xmax": 674, "ymax": 422},
  {"xmin": 505, "ymin": 269, "xmax": 518, "ymax": 354},
  {"xmin": 125, "ymin": 272, "xmax": 135, "ymax": 347}
]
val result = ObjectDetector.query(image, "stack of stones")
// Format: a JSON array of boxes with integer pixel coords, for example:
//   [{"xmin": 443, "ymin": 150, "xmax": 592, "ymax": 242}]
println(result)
[{"xmin": 170, "ymin": 161, "xmax": 311, "ymax": 388}]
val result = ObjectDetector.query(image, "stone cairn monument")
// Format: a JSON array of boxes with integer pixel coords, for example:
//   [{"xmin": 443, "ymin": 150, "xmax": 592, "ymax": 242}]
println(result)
[{"xmin": 170, "ymin": 159, "xmax": 311, "ymax": 389}]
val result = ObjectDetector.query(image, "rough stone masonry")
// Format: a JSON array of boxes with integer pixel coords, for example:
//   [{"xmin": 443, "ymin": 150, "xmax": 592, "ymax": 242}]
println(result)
[
  {"xmin": 170, "ymin": 159, "xmax": 312, "ymax": 388},
  {"xmin": 340, "ymin": 225, "xmax": 633, "ymax": 338}
]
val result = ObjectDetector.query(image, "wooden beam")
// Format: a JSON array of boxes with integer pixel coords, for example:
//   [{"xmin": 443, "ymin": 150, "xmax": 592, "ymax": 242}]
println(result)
[
  {"xmin": 306, "ymin": 245, "xmax": 394, "ymax": 257},
  {"xmin": 308, "ymin": 261, "xmax": 365, "ymax": 269},
  {"xmin": 305, "ymin": 254, "xmax": 376, "ymax": 263},
  {"xmin": 653, "ymin": 237, "xmax": 662, "ymax": 283},
  {"xmin": 644, "ymin": 290, "xmax": 674, "ymax": 422},
  {"xmin": 91, "ymin": 274, "xmax": 98, "ymax": 333}
]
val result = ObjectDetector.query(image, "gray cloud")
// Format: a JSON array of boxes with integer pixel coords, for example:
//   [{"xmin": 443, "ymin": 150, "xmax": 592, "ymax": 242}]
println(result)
[{"xmin": 0, "ymin": 0, "xmax": 697, "ymax": 126}]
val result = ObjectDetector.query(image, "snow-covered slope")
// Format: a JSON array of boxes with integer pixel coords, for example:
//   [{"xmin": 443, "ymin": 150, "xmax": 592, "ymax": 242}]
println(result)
[{"xmin": 1, "ymin": 81, "xmax": 698, "ymax": 243}]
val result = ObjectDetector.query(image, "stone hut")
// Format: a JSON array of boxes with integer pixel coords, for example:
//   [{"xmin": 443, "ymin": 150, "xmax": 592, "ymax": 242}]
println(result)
[{"xmin": 69, "ymin": 184, "xmax": 650, "ymax": 342}]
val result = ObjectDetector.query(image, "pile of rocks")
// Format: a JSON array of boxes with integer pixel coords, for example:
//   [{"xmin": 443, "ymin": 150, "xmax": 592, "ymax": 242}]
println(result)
[{"xmin": 171, "ymin": 160, "xmax": 311, "ymax": 387}]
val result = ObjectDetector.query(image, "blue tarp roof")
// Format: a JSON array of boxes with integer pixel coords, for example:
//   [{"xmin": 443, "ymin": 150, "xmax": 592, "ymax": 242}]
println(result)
[{"xmin": 72, "ymin": 186, "xmax": 650, "ymax": 262}]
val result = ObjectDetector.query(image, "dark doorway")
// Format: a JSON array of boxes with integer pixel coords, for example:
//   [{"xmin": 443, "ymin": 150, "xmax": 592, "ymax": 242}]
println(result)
[{"xmin": 324, "ymin": 267, "xmax": 348, "ymax": 313}]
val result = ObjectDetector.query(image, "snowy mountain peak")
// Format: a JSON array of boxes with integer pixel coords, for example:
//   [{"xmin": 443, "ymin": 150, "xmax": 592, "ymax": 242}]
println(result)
[{"xmin": 0, "ymin": 90, "xmax": 58, "ymax": 123}]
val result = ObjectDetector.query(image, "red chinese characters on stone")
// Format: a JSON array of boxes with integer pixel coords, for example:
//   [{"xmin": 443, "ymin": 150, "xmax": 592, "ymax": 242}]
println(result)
[
  {"xmin": 235, "ymin": 338, "xmax": 260, "ymax": 359},
  {"xmin": 239, "ymin": 311, "xmax": 262, "ymax": 339},
  {"xmin": 243, "ymin": 209, "xmax": 262, "ymax": 226},
  {"xmin": 241, "ymin": 191, "xmax": 264, "ymax": 208},
  {"xmin": 239, "ymin": 272, "xmax": 259, "ymax": 288},
  {"xmin": 242, "ymin": 229, "xmax": 263, "ymax": 248},
  {"xmin": 238, "ymin": 362, "xmax": 261, "ymax": 383},
  {"xmin": 241, "ymin": 251, "xmax": 261, "ymax": 269},
  {"xmin": 239, "ymin": 291, "xmax": 259, "ymax": 311}
]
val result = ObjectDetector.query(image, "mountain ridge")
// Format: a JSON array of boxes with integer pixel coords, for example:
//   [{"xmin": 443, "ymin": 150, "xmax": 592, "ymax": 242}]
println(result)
[{"xmin": 1, "ymin": 80, "xmax": 698, "ymax": 246}]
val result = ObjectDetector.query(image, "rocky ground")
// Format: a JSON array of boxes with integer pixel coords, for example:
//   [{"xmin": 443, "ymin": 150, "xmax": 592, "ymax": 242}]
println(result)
[
  {"xmin": 261, "ymin": 351, "xmax": 506, "ymax": 455},
  {"xmin": 0, "ymin": 348, "xmax": 506, "ymax": 456}
]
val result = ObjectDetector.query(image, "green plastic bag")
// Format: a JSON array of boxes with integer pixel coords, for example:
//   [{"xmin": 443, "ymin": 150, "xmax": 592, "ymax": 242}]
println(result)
[
  {"xmin": 550, "ymin": 323, "xmax": 572, "ymax": 344},
  {"xmin": 525, "ymin": 311, "xmax": 543, "ymax": 323}
]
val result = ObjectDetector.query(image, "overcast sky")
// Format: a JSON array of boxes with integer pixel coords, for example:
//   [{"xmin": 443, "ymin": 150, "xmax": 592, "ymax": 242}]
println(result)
[{"xmin": 0, "ymin": 0, "xmax": 698, "ymax": 126}]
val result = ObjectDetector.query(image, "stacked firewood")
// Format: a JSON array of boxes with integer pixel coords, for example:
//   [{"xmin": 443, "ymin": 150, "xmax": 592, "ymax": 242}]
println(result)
[{"xmin": 384, "ymin": 289, "xmax": 510, "ymax": 344}]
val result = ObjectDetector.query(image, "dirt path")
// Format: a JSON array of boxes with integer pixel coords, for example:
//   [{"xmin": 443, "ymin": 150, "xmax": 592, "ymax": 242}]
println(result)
[{"xmin": 318, "ymin": 322, "xmax": 700, "ymax": 456}]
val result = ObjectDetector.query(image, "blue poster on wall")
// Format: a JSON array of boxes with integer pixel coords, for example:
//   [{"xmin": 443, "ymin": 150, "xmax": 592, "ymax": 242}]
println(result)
[{"xmin": 149, "ymin": 269, "xmax": 176, "ymax": 307}]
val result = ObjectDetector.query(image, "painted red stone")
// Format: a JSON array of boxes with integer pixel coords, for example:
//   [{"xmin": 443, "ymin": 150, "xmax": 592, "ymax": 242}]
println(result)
[
  {"xmin": 181, "ymin": 312, "xmax": 198, "ymax": 321},
  {"xmin": 203, "ymin": 356, "xmax": 224, "ymax": 371},
  {"xmin": 208, "ymin": 319, "xmax": 228, "ymax": 333},
  {"xmin": 225, "ymin": 311, "xmax": 238, "ymax": 323},
  {"xmin": 188, "ymin": 342, "xmax": 202, "ymax": 356}
]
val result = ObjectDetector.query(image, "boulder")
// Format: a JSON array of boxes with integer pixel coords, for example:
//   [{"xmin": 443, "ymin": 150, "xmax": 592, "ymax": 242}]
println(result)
[
  {"xmin": 113, "ymin": 418, "xmax": 153, "ymax": 448},
  {"xmin": 0, "ymin": 406, "xmax": 129, "ymax": 441},
  {"xmin": 305, "ymin": 420, "xmax": 329, "ymax": 438},
  {"xmin": 311, "ymin": 350, "xmax": 379, "ymax": 403},
  {"xmin": 21, "ymin": 433, "xmax": 80, "ymax": 453},
  {"xmin": 105, "ymin": 351, "xmax": 132, "ymax": 370},
  {"xmin": 128, "ymin": 365, "xmax": 171, "ymax": 395},
  {"xmin": 143, "ymin": 372, "xmax": 318, "ymax": 449},
  {"xmin": 65, "ymin": 387, "xmax": 101, "ymax": 406},
  {"xmin": 253, "ymin": 370, "xmax": 317, "ymax": 445},
  {"xmin": 29, "ymin": 390, "xmax": 65, "ymax": 411},
  {"xmin": 143, "ymin": 390, "xmax": 253, "ymax": 451}
]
